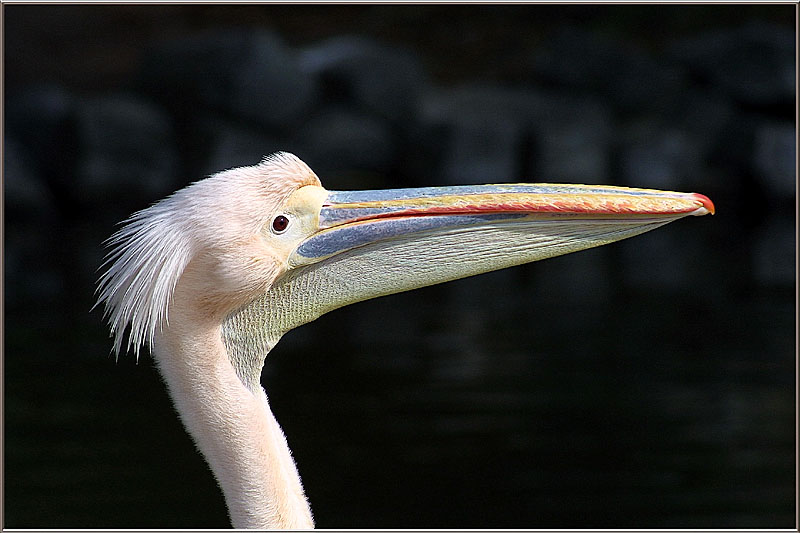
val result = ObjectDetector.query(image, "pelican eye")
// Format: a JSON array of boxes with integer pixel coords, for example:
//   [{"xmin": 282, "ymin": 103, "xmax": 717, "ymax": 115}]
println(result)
[{"xmin": 272, "ymin": 215, "xmax": 290, "ymax": 234}]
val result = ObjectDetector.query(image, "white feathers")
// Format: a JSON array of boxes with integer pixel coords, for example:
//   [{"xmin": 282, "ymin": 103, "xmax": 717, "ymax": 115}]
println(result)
[
  {"xmin": 95, "ymin": 187, "xmax": 197, "ymax": 358},
  {"xmin": 94, "ymin": 151, "xmax": 320, "ymax": 359}
]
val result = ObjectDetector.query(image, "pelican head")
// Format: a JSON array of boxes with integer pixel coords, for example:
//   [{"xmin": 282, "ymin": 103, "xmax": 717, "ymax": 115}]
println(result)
[
  {"xmin": 95, "ymin": 151, "xmax": 713, "ymax": 528},
  {"xmin": 98, "ymin": 151, "xmax": 714, "ymax": 389}
]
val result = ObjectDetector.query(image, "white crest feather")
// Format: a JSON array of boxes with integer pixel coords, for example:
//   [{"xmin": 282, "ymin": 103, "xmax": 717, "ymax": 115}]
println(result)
[
  {"xmin": 94, "ymin": 151, "xmax": 320, "ymax": 359},
  {"xmin": 95, "ymin": 188, "xmax": 196, "ymax": 358}
]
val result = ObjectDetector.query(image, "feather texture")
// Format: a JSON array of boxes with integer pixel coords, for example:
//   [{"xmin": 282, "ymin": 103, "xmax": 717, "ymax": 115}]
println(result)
[{"xmin": 95, "ymin": 152, "xmax": 320, "ymax": 359}]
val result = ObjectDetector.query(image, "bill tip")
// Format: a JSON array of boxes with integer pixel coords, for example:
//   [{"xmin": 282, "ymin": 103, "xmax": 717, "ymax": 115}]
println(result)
[{"xmin": 691, "ymin": 193, "xmax": 715, "ymax": 215}]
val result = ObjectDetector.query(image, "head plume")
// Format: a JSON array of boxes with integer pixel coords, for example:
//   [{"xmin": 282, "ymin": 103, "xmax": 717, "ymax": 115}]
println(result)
[{"xmin": 94, "ymin": 152, "xmax": 320, "ymax": 358}]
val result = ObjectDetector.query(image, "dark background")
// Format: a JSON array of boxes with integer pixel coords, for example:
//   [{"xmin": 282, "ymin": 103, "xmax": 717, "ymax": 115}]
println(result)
[{"xmin": 3, "ymin": 4, "xmax": 796, "ymax": 529}]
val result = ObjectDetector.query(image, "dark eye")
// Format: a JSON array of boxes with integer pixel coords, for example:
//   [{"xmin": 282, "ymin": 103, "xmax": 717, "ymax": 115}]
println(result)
[{"xmin": 272, "ymin": 215, "xmax": 289, "ymax": 234}]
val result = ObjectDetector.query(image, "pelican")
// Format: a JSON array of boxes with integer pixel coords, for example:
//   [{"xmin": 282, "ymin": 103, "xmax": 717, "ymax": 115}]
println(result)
[{"xmin": 95, "ymin": 152, "xmax": 714, "ymax": 529}]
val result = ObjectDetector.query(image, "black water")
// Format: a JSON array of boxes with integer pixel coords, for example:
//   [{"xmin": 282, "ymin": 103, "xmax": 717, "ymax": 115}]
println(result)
[{"xmin": 4, "ymin": 265, "xmax": 794, "ymax": 528}]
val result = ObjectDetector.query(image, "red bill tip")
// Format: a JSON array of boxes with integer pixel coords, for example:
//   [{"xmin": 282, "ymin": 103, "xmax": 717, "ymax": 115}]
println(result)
[{"xmin": 691, "ymin": 193, "xmax": 715, "ymax": 215}]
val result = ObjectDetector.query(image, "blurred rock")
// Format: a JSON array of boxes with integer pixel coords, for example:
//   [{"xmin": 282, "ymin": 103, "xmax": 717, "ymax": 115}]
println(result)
[
  {"xmin": 672, "ymin": 89, "xmax": 737, "ymax": 162},
  {"xmin": 141, "ymin": 30, "xmax": 317, "ymax": 131},
  {"xmin": 231, "ymin": 32, "xmax": 318, "ymax": 130},
  {"xmin": 4, "ymin": 141, "xmax": 63, "ymax": 310},
  {"xmin": 293, "ymin": 107, "xmax": 397, "ymax": 179},
  {"xmin": 619, "ymin": 119, "xmax": 704, "ymax": 190},
  {"xmin": 395, "ymin": 119, "xmax": 450, "ymax": 188},
  {"xmin": 420, "ymin": 86, "xmax": 533, "ymax": 184},
  {"xmin": 440, "ymin": 114, "xmax": 523, "ymax": 185},
  {"xmin": 3, "ymin": 229, "xmax": 66, "ymax": 311},
  {"xmin": 5, "ymin": 84, "xmax": 78, "ymax": 201},
  {"xmin": 752, "ymin": 121, "xmax": 795, "ymax": 199},
  {"xmin": 707, "ymin": 111, "xmax": 760, "ymax": 191},
  {"xmin": 532, "ymin": 26, "xmax": 688, "ymax": 114},
  {"xmin": 6, "ymin": 83, "xmax": 72, "ymax": 147},
  {"xmin": 3, "ymin": 138, "xmax": 55, "ymax": 220},
  {"xmin": 421, "ymin": 85, "xmax": 613, "ymax": 185},
  {"xmin": 74, "ymin": 94, "xmax": 180, "ymax": 204},
  {"xmin": 669, "ymin": 22, "xmax": 795, "ymax": 106},
  {"xmin": 752, "ymin": 214, "xmax": 795, "ymax": 288},
  {"xmin": 528, "ymin": 96, "xmax": 613, "ymax": 184},
  {"xmin": 299, "ymin": 36, "xmax": 428, "ymax": 125},
  {"xmin": 190, "ymin": 117, "xmax": 288, "ymax": 179}
]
